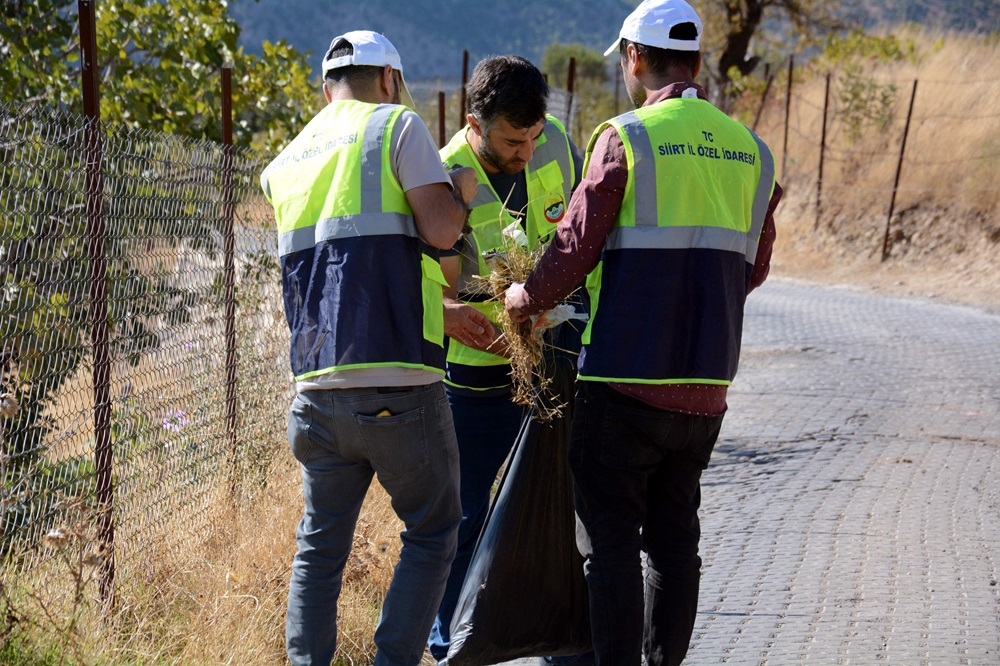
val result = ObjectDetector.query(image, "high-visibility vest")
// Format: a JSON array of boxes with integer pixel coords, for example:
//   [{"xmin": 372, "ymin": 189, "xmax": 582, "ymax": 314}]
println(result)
[
  {"xmin": 577, "ymin": 97, "xmax": 776, "ymax": 385},
  {"xmin": 440, "ymin": 114, "xmax": 576, "ymax": 391},
  {"xmin": 261, "ymin": 100, "xmax": 449, "ymax": 382}
]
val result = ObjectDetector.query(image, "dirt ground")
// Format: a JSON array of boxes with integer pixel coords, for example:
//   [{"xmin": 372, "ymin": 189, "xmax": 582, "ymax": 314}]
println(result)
[{"xmin": 770, "ymin": 190, "xmax": 1000, "ymax": 314}]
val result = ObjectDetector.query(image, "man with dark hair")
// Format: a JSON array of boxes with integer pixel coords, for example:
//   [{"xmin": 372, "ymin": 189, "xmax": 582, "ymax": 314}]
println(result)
[
  {"xmin": 427, "ymin": 54, "xmax": 585, "ymax": 663},
  {"xmin": 506, "ymin": 1, "xmax": 783, "ymax": 663},
  {"xmin": 261, "ymin": 30, "xmax": 489, "ymax": 666}
]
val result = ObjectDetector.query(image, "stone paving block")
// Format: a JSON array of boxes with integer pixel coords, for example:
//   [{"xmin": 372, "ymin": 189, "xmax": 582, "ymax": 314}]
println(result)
[
  {"xmin": 685, "ymin": 280, "xmax": 1000, "ymax": 664},
  {"xmin": 470, "ymin": 281, "xmax": 999, "ymax": 665}
]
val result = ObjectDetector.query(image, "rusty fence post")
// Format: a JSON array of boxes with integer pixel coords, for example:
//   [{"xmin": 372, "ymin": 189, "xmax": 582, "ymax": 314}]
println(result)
[
  {"xmin": 815, "ymin": 71, "xmax": 831, "ymax": 228},
  {"xmin": 459, "ymin": 50, "xmax": 469, "ymax": 129},
  {"xmin": 221, "ymin": 66, "xmax": 239, "ymax": 494},
  {"xmin": 438, "ymin": 91, "xmax": 446, "ymax": 148},
  {"xmin": 78, "ymin": 0, "xmax": 115, "ymax": 614},
  {"xmin": 882, "ymin": 79, "xmax": 919, "ymax": 262},
  {"xmin": 566, "ymin": 56, "xmax": 576, "ymax": 135}
]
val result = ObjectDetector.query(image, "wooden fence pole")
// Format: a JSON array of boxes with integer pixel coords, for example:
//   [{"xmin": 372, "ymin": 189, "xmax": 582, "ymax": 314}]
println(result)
[
  {"xmin": 882, "ymin": 79, "xmax": 919, "ymax": 261},
  {"xmin": 79, "ymin": 0, "xmax": 115, "ymax": 614}
]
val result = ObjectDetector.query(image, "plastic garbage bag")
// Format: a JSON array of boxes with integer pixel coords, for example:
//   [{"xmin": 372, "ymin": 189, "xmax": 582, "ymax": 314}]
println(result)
[{"xmin": 446, "ymin": 352, "xmax": 591, "ymax": 665}]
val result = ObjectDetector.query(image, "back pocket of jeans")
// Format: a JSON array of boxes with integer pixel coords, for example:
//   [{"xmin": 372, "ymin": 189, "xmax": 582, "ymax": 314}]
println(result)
[
  {"xmin": 354, "ymin": 407, "xmax": 429, "ymax": 479},
  {"xmin": 288, "ymin": 394, "xmax": 318, "ymax": 464}
]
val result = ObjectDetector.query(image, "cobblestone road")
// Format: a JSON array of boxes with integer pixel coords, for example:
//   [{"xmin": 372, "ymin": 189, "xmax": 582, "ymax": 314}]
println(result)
[
  {"xmin": 499, "ymin": 277, "xmax": 1000, "ymax": 665},
  {"xmin": 696, "ymin": 278, "xmax": 1000, "ymax": 664}
]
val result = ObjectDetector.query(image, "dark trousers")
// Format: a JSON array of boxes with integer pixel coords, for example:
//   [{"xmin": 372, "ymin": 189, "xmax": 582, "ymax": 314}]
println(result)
[{"xmin": 568, "ymin": 381, "xmax": 723, "ymax": 666}]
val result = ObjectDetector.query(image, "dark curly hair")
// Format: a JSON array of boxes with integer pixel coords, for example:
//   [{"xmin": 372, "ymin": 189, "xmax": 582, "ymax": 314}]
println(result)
[{"xmin": 465, "ymin": 55, "xmax": 548, "ymax": 132}]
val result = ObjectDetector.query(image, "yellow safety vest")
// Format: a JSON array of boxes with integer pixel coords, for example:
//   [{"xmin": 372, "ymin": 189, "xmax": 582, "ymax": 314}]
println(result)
[
  {"xmin": 578, "ymin": 97, "xmax": 776, "ymax": 385},
  {"xmin": 439, "ymin": 114, "xmax": 576, "ymax": 391},
  {"xmin": 262, "ymin": 100, "xmax": 449, "ymax": 381}
]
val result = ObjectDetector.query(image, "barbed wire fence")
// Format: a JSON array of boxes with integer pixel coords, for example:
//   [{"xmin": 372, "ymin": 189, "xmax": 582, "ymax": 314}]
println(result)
[{"xmin": 750, "ymin": 59, "xmax": 1000, "ymax": 260}]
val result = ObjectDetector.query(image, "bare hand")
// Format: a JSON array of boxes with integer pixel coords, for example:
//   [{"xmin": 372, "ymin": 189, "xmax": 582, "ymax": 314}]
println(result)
[
  {"xmin": 505, "ymin": 282, "xmax": 530, "ymax": 324},
  {"xmin": 444, "ymin": 299, "xmax": 496, "ymax": 349},
  {"xmin": 449, "ymin": 166, "xmax": 479, "ymax": 206}
]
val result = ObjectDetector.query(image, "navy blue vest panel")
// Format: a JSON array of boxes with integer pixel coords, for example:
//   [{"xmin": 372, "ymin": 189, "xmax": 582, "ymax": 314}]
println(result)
[
  {"xmin": 281, "ymin": 236, "xmax": 445, "ymax": 378},
  {"xmin": 579, "ymin": 247, "xmax": 747, "ymax": 382},
  {"xmin": 444, "ymin": 361, "xmax": 512, "ymax": 393}
]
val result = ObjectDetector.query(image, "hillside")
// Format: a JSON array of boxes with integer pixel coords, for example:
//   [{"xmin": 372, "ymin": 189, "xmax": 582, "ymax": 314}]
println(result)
[
  {"xmin": 230, "ymin": 0, "xmax": 998, "ymax": 82},
  {"xmin": 757, "ymin": 29, "xmax": 1000, "ymax": 315},
  {"xmin": 230, "ymin": 0, "xmax": 635, "ymax": 81}
]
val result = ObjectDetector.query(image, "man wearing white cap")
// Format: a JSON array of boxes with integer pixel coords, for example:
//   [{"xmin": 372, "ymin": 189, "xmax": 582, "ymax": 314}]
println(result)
[
  {"xmin": 261, "ymin": 30, "xmax": 489, "ymax": 666},
  {"xmin": 505, "ymin": 1, "xmax": 783, "ymax": 663}
]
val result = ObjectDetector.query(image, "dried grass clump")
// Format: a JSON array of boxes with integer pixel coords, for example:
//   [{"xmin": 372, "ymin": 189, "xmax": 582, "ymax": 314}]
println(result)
[
  {"xmin": 480, "ymin": 242, "xmax": 547, "ymax": 402},
  {"xmin": 476, "ymin": 235, "xmax": 569, "ymax": 423}
]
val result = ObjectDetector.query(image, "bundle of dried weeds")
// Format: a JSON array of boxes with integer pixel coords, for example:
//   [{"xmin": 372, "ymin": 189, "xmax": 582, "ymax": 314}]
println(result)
[{"xmin": 476, "ymin": 237, "xmax": 568, "ymax": 423}]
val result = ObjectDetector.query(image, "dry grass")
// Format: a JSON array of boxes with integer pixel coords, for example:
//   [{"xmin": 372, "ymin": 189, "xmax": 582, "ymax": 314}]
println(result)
[
  {"xmin": 2, "ymin": 454, "xmax": 417, "ymax": 665},
  {"xmin": 753, "ymin": 28, "xmax": 1000, "ymax": 214},
  {"xmin": 749, "ymin": 27, "xmax": 1000, "ymax": 311},
  {"xmin": 119, "ymin": 460, "xmax": 412, "ymax": 666},
  {"xmin": 478, "ymin": 238, "xmax": 559, "ymax": 418}
]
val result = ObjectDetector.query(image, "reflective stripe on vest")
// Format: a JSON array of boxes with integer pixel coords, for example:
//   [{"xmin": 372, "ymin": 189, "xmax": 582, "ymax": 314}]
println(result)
[
  {"xmin": 268, "ymin": 103, "xmax": 416, "ymax": 256},
  {"xmin": 439, "ymin": 115, "xmax": 576, "ymax": 389},
  {"xmin": 578, "ymin": 98, "xmax": 775, "ymax": 385},
  {"xmin": 262, "ymin": 101, "xmax": 446, "ymax": 381}
]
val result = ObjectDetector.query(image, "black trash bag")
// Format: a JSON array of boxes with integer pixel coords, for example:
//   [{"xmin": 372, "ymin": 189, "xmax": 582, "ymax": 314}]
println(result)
[{"xmin": 446, "ymin": 349, "xmax": 591, "ymax": 665}]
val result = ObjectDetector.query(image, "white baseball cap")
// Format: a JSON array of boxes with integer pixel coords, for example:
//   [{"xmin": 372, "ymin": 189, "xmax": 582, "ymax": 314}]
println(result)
[
  {"xmin": 604, "ymin": 0, "xmax": 703, "ymax": 56},
  {"xmin": 321, "ymin": 30, "xmax": 414, "ymax": 107}
]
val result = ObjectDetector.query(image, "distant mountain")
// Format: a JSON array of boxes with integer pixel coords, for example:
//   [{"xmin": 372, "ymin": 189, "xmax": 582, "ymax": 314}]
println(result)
[
  {"xmin": 230, "ymin": 0, "xmax": 636, "ymax": 83},
  {"xmin": 844, "ymin": 0, "xmax": 1000, "ymax": 32},
  {"xmin": 230, "ymin": 0, "xmax": 998, "ymax": 85}
]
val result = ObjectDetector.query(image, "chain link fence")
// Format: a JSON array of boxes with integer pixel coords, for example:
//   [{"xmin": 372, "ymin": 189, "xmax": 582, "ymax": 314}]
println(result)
[{"xmin": 0, "ymin": 104, "xmax": 291, "ymax": 604}]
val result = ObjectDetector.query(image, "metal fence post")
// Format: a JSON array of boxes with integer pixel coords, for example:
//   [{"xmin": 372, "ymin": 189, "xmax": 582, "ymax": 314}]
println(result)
[
  {"xmin": 781, "ymin": 56, "xmax": 793, "ymax": 183},
  {"xmin": 566, "ymin": 56, "xmax": 576, "ymax": 135},
  {"xmin": 752, "ymin": 71, "xmax": 775, "ymax": 133},
  {"xmin": 816, "ymin": 71, "xmax": 831, "ymax": 228},
  {"xmin": 882, "ymin": 79, "xmax": 919, "ymax": 261},
  {"xmin": 459, "ymin": 50, "xmax": 469, "ymax": 129},
  {"xmin": 221, "ymin": 67, "xmax": 238, "ymax": 494},
  {"xmin": 78, "ymin": 0, "xmax": 115, "ymax": 614},
  {"xmin": 438, "ymin": 91, "xmax": 446, "ymax": 148}
]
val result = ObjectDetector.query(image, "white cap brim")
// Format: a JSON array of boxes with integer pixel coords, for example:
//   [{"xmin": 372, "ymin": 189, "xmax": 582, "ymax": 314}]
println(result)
[{"xmin": 605, "ymin": 0, "xmax": 702, "ymax": 56}]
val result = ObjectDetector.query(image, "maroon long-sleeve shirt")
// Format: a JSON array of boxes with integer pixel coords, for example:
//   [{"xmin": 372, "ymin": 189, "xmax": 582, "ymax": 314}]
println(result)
[{"xmin": 508, "ymin": 82, "xmax": 783, "ymax": 416}]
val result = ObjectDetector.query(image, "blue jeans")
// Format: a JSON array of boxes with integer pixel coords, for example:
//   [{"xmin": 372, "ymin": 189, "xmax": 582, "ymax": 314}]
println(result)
[
  {"xmin": 285, "ymin": 383, "xmax": 462, "ymax": 666},
  {"xmin": 427, "ymin": 390, "xmax": 524, "ymax": 662},
  {"xmin": 568, "ymin": 381, "xmax": 723, "ymax": 666}
]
